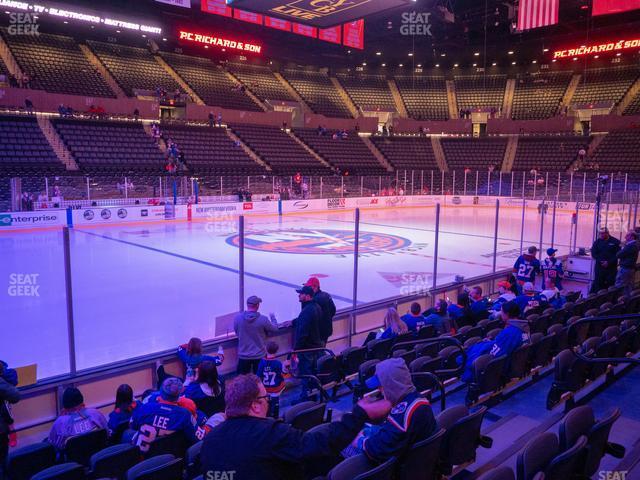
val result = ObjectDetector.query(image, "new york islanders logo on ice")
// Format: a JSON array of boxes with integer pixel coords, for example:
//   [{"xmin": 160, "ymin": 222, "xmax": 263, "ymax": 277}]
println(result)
[{"xmin": 226, "ymin": 228, "xmax": 411, "ymax": 254}]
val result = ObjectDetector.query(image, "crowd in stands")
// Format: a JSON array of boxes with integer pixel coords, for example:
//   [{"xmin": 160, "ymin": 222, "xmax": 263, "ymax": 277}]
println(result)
[{"xmin": 1, "ymin": 232, "xmax": 639, "ymax": 478}]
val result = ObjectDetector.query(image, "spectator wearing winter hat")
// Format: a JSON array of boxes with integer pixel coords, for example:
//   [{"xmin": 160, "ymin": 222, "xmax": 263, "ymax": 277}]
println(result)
[
  {"xmin": 48, "ymin": 387, "xmax": 108, "ymax": 451},
  {"xmin": 234, "ymin": 296, "xmax": 279, "ymax": 375},
  {"xmin": 304, "ymin": 277, "xmax": 336, "ymax": 346},
  {"xmin": 130, "ymin": 377, "xmax": 198, "ymax": 453}
]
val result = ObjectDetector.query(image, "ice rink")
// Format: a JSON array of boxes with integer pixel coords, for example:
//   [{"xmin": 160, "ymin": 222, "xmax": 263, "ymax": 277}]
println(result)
[{"xmin": 1, "ymin": 203, "xmax": 604, "ymax": 379}]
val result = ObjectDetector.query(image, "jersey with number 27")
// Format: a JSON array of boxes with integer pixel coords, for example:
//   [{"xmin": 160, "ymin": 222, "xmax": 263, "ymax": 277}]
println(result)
[
  {"xmin": 513, "ymin": 256, "xmax": 541, "ymax": 283},
  {"xmin": 257, "ymin": 358, "xmax": 285, "ymax": 394},
  {"xmin": 130, "ymin": 400, "xmax": 197, "ymax": 452}
]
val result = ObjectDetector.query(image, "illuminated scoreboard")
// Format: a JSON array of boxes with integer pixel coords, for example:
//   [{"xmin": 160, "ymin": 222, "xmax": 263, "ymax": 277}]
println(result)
[
  {"xmin": 200, "ymin": 0, "xmax": 374, "ymax": 49},
  {"xmin": 226, "ymin": 0, "xmax": 412, "ymax": 28}
]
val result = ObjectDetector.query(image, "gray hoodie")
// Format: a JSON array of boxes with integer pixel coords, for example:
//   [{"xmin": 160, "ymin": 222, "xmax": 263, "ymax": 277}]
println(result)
[
  {"xmin": 375, "ymin": 357, "xmax": 416, "ymax": 405},
  {"xmin": 233, "ymin": 310, "xmax": 279, "ymax": 360}
]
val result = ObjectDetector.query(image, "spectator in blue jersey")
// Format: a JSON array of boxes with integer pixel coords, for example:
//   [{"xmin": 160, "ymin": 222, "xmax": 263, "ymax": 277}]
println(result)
[
  {"xmin": 513, "ymin": 246, "xmax": 541, "ymax": 292},
  {"xmin": 234, "ymin": 295, "xmax": 279, "ymax": 375},
  {"xmin": 423, "ymin": 299, "xmax": 452, "ymax": 335},
  {"xmin": 184, "ymin": 361, "xmax": 225, "ymax": 418},
  {"xmin": 448, "ymin": 292, "xmax": 474, "ymax": 329},
  {"xmin": 492, "ymin": 280, "xmax": 517, "ymax": 312},
  {"xmin": 177, "ymin": 337, "xmax": 223, "ymax": 386},
  {"xmin": 345, "ymin": 357, "xmax": 436, "ymax": 462},
  {"xmin": 257, "ymin": 341, "xmax": 290, "ymax": 418},
  {"xmin": 107, "ymin": 384, "xmax": 138, "ymax": 440},
  {"xmin": 378, "ymin": 307, "xmax": 409, "ymax": 339},
  {"xmin": 131, "ymin": 377, "xmax": 198, "ymax": 453},
  {"xmin": 514, "ymin": 282, "xmax": 548, "ymax": 314},
  {"xmin": 542, "ymin": 248, "xmax": 564, "ymax": 290},
  {"xmin": 469, "ymin": 286, "xmax": 490, "ymax": 319},
  {"xmin": 201, "ymin": 374, "xmax": 392, "ymax": 480},
  {"xmin": 401, "ymin": 302, "xmax": 425, "ymax": 332},
  {"xmin": 460, "ymin": 301, "xmax": 530, "ymax": 383},
  {"xmin": 48, "ymin": 387, "xmax": 108, "ymax": 452}
]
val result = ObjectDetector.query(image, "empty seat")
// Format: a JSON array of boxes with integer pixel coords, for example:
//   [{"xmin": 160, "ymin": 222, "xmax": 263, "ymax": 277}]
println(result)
[
  {"xmin": 227, "ymin": 63, "xmax": 294, "ymax": 103},
  {"xmin": 90, "ymin": 443, "xmax": 141, "ymax": 478},
  {"xmin": 395, "ymin": 75, "xmax": 448, "ymax": 120},
  {"xmin": 31, "ymin": 463, "xmax": 85, "ymax": 480},
  {"xmin": 4, "ymin": 442, "xmax": 56, "ymax": 480},
  {"xmin": 126, "ymin": 454, "xmax": 184, "ymax": 480},
  {"xmin": 512, "ymin": 71, "xmax": 572, "ymax": 120},
  {"xmin": 88, "ymin": 40, "xmax": 182, "ymax": 97},
  {"xmin": 283, "ymin": 69, "xmax": 353, "ymax": 118},
  {"xmin": 337, "ymin": 73, "xmax": 396, "ymax": 112},
  {"xmin": 230, "ymin": 124, "xmax": 329, "ymax": 175},
  {"xmin": 1, "ymin": 30, "xmax": 116, "ymax": 97},
  {"xmin": 327, "ymin": 454, "xmax": 396, "ymax": 480},
  {"xmin": 161, "ymin": 52, "xmax": 261, "ymax": 111}
]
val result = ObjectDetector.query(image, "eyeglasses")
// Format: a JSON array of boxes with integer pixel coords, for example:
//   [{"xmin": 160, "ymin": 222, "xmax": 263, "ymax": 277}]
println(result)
[{"xmin": 255, "ymin": 395, "xmax": 269, "ymax": 402}]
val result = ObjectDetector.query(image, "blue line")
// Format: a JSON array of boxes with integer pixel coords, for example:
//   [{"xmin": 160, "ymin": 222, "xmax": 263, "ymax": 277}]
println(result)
[{"xmin": 74, "ymin": 229, "xmax": 361, "ymax": 305}]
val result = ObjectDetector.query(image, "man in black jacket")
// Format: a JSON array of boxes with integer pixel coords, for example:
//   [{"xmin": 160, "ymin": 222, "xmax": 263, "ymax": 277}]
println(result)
[
  {"xmin": 305, "ymin": 277, "xmax": 336, "ymax": 346},
  {"xmin": 616, "ymin": 231, "xmax": 639, "ymax": 295},
  {"xmin": 591, "ymin": 228, "xmax": 621, "ymax": 293},
  {"xmin": 201, "ymin": 374, "xmax": 391, "ymax": 480},
  {"xmin": 293, "ymin": 286, "xmax": 324, "ymax": 402},
  {"xmin": 0, "ymin": 361, "xmax": 20, "ymax": 473}
]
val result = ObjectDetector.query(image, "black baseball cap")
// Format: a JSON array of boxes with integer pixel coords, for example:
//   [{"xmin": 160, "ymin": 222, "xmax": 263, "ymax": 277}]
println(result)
[
  {"xmin": 296, "ymin": 285, "xmax": 314, "ymax": 295},
  {"xmin": 547, "ymin": 248, "xmax": 557, "ymax": 256}
]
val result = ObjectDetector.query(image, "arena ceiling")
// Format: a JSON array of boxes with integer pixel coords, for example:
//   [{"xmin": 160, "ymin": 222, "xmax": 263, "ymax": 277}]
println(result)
[{"xmin": 22, "ymin": 0, "xmax": 640, "ymax": 69}]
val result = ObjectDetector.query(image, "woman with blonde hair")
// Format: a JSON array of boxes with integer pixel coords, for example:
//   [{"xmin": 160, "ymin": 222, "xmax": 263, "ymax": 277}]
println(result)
[{"xmin": 378, "ymin": 307, "xmax": 409, "ymax": 339}]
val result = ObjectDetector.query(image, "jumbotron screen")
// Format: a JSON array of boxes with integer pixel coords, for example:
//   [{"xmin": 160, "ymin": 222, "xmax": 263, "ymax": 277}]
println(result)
[
  {"xmin": 592, "ymin": 0, "xmax": 640, "ymax": 16},
  {"xmin": 226, "ymin": 0, "xmax": 412, "ymax": 28}
]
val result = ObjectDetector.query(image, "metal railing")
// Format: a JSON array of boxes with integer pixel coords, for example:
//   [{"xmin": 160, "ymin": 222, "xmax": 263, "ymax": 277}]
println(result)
[{"xmin": 4, "ymin": 170, "xmax": 640, "ymax": 212}]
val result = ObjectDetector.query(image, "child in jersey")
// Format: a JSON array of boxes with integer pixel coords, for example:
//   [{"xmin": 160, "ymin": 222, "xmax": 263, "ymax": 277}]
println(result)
[
  {"xmin": 257, "ymin": 342, "xmax": 290, "ymax": 418},
  {"xmin": 177, "ymin": 337, "xmax": 224, "ymax": 386},
  {"xmin": 542, "ymin": 248, "xmax": 564, "ymax": 290},
  {"xmin": 514, "ymin": 282, "xmax": 549, "ymax": 314}
]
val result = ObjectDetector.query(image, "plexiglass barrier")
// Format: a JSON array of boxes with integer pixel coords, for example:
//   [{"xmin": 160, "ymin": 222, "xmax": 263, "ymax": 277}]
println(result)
[{"xmin": 2, "ymin": 171, "xmax": 638, "ymax": 380}]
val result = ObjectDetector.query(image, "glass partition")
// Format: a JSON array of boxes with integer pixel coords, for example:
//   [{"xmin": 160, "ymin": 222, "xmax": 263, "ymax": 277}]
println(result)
[
  {"xmin": 1, "ymin": 228, "xmax": 69, "ymax": 379},
  {"xmin": 70, "ymin": 218, "xmax": 241, "ymax": 371}
]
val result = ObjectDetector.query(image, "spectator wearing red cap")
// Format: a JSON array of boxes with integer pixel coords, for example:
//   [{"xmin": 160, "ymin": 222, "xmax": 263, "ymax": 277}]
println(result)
[
  {"xmin": 305, "ymin": 277, "xmax": 336, "ymax": 346},
  {"xmin": 492, "ymin": 280, "xmax": 517, "ymax": 313}
]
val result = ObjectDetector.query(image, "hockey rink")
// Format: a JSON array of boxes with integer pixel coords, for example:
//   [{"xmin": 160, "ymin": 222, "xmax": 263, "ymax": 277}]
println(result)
[{"xmin": 0, "ymin": 203, "xmax": 612, "ymax": 378}]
